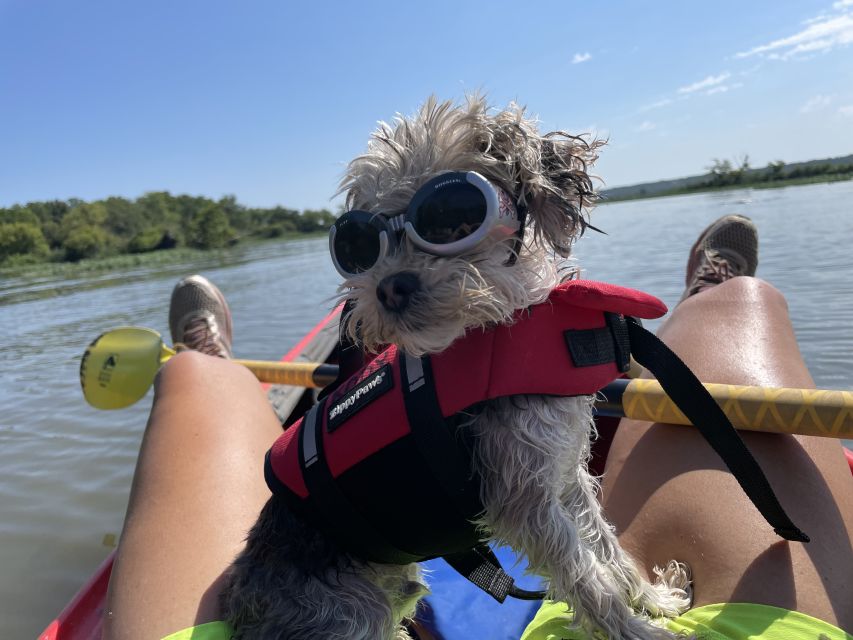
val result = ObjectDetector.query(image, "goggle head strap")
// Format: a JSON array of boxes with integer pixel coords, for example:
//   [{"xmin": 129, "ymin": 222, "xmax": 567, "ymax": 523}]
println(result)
[{"xmin": 505, "ymin": 199, "xmax": 527, "ymax": 267}]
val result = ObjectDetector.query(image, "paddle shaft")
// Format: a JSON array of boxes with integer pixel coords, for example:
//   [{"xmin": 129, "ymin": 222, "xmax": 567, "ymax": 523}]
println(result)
[
  {"xmin": 236, "ymin": 359, "xmax": 339, "ymax": 388},
  {"xmin": 597, "ymin": 378, "xmax": 853, "ymax": 439},
  {"xmin": 245, "ymin": 360, "xmax": 850, "ymax": 439}
]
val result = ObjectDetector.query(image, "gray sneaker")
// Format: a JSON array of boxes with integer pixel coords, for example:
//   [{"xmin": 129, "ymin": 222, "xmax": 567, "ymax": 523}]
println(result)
[
  {"xmin": 168, "ymin": 275, "xmax": 233, "ymax": 358},
  {"xmin": 681, "ymin": 214, "xmax": 759, "ymax": 301}
]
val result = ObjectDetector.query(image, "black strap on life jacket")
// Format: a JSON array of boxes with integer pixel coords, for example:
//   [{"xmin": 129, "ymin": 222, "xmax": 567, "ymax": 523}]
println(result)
[
  {"xmin": 399, "ymin": 350, "xmax": 549, "ymax": 602},
  {"xmin": 624, "ymin": 317, "xmax": 809, "ymax": 543},
  {"xmin": 298, "ymin": 401, "xmax": 425, "ymax": 565},
  {"xmin": 399, "ymin": 351, "xmax": 483, "ymax": 520},
  {"xmin": 443, "ymin": 545, "xmax": 547, "ymax": 603}
]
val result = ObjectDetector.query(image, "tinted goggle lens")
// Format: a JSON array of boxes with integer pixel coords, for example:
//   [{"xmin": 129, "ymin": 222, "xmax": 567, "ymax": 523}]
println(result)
[
  {"xmin": 411, "ymin": 182, "xmax": 487, "ymax": 245},
  {"xmin": 333, "ymin": 219, "xmax": 382, "ymax": 274}
]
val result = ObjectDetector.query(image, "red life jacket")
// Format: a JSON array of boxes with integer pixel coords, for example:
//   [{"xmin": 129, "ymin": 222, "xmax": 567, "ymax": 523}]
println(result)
[{"xmin": 264, "ymin": 280, "xmax": 667, "ymax": 565}]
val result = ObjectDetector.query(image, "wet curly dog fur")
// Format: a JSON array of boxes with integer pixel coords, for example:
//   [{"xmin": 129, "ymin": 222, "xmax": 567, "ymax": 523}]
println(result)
[{"xmin": 221, "ymin": 96, "xmax": 692, "ymax": 639}]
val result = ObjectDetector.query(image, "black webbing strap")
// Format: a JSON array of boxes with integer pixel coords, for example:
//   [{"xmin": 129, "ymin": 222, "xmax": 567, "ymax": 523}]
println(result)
[
  {"xmin": 399, "ymin": 352, "xmax": 484, "ymax": 520},
  {"xmin": 625, "ymin": 317, "xmax": 809, "ymax": 543},
  {"xmin": 400, "ymin": 352, "xmax": 549, "ymax": 601},
  {"xmin": 298, "ymin": 401, "xmax": 424, "ymax": 564},
  {"xmin": 443, "ymin": 545, "xmax": 547, "ymax": 603}
]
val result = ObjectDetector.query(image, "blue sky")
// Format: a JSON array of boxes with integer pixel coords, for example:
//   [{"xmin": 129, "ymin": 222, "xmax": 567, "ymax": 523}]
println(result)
[{"xmin": 2, "ymin": 0, "xmax": 852, "ymax": 210}]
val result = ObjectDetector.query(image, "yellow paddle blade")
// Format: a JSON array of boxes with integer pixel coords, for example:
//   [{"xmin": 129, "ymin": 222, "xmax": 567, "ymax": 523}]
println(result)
[{"xmin": 80, "ymin": 327, "xmax": 173, "ymax": 409}]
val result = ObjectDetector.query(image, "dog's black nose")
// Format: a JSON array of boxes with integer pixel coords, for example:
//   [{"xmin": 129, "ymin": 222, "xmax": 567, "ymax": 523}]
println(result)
[{"xmin": 376, "ymin": 272, "xmax": 421, "ymax": 313}]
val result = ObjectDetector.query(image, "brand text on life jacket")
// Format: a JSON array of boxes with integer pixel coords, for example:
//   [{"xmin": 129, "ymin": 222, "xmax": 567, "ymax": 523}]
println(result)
[{"xmin": 327, "ymin": 364, "xmax": 394, "ymax": 431}]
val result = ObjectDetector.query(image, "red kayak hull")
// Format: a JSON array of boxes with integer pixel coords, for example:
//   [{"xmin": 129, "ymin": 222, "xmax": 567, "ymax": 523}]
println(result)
[{"xmin": 38, "ymin": 554, "xmax": 113, "ymax": 640}]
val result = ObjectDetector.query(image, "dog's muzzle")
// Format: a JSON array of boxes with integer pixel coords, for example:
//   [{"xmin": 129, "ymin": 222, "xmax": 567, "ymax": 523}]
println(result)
[{"xmin": 376, "ymin": 272, "xmax": 421, "ymax": 313}]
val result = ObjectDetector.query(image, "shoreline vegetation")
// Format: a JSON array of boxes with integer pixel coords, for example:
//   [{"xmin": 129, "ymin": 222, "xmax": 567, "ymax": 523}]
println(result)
[
  {"xmin": 0, "ymin": 191, "xmax": 336, "ymax": 272},
  {"xmin": 5, "ymin": 153, "xmax": 851, "ymax": 273},
  {"xmin": 0, "ymin": 233, "xmax": 327, "ymax": 282},
  {"xmin": 600, "ymin": 154, "xmax": 853, "ymax": 203}
]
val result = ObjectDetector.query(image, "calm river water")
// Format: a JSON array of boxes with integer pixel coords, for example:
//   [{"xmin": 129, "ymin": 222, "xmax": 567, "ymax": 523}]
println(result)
[{"xmin": 2, "ymin": 181, "xmax": 852, "ymax": 638}]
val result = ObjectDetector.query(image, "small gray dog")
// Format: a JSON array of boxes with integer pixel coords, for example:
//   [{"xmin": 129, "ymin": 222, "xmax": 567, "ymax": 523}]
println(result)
[{"xmin": 222, "ymin": 96, "xmax": 691, "ymax": 639}]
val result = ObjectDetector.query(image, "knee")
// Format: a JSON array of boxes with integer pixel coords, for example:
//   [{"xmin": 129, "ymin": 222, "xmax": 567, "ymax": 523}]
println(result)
[
  {"xmin": 153, "ymin": 351, "xmax": 256, "ymax": 397},
  {"xmin": 146, "ymin": 351, "xmax": 276, "ymax": 442},
  {"xmin": 727, "ymin": 276, "xmax": 787, "ymax": 306},
  {"xmin": 154, "ymin": 350, "xmax": 210, "ymax": 392},
  {"xmin": 689, "ymin": 276, "xmax": 789, "ymax": 311}
]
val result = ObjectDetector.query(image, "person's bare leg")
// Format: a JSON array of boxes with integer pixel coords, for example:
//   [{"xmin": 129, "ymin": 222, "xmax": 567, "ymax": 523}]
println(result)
[
  {"xmin": 602, "ymin": 277, "xmax": 853, "ymax": 630},
  {"xmin": 103, "ymin": 351, "xmax": 283, "ymax": 640}
]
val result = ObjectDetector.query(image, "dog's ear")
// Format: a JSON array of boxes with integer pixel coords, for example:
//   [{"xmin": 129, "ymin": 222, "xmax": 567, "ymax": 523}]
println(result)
[{"xmin": 524, "ymin": 132, "xmax": 604, "ymax": 257}]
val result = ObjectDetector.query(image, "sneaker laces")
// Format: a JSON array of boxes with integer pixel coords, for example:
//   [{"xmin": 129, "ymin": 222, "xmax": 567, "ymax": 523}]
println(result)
[
  {"xmin": 686, "ymin": 249, "xmax": 745, "ymax": 297},
  {"xmin": 175, "ymin": 313, "xmax": 230, "ymax": 358}
]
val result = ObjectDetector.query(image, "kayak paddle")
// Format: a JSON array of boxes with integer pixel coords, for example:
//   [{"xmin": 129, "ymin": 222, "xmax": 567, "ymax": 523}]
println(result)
[
  {"xmin": 80, "ymin": 327, "xmax": 853, "ymax": 439},
  {"xmin": 80, "ymin": 326, "xmax": 339, "ymax": 410}
]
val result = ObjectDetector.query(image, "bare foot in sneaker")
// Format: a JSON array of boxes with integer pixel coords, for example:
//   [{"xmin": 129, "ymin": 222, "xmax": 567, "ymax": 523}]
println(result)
[
  {"xmin": 680, "ymin": 214, "xmax": 758, "ymax": 303},
  {"xmin": 168, "ymin": 275, "xmax": 233, "ymax": 358}
]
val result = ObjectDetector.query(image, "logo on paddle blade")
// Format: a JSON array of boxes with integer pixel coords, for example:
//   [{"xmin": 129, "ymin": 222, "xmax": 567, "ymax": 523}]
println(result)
[{"xmin": 98, "ymin": 353, "xmax": 118, "ymax": 388}]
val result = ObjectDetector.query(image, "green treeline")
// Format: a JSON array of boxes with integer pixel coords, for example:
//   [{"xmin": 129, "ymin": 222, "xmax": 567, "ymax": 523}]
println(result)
[
  {"xmin": 0, "ymin": 192, "xmax": 337, "ymax": 266},
  {"xmin": 698, "ymin": 156, "xmax": 853, "ymax": 189},
  {"xmin": 602, "ymin": 154, "xmax": 853, "ymax": 202}
]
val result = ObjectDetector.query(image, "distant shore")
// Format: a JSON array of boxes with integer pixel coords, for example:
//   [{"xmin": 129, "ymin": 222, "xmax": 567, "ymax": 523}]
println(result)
[
  {"xmin": 600, "ymin": 153, "xmax": 853, "ymax": 204},
  {"xmin": 601, "ymin": 172, "xmax": 853, "ymax": 204},
  {"xmin": 0, "ymin": 232, "xmax": 325, "ymax": 280}
]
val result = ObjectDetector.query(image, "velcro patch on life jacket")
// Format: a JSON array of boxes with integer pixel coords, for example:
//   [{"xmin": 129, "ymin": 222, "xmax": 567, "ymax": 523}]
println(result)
[
  {"xmin": 327, "ymin": 363, "xmax": 394, "ymax": 432},
  {"xmin": 564, "ymin": 327, "xmax": 617, "ymax": 367},
  {"xmin": 564, "ymin": 312, "xmax": 632, "ymax": 373}
]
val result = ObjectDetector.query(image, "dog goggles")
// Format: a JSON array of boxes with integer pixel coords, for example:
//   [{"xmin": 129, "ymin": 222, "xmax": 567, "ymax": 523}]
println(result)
[{"xmin": 329, "ymin": 171, "xmax": 524, "ymax": 277}]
